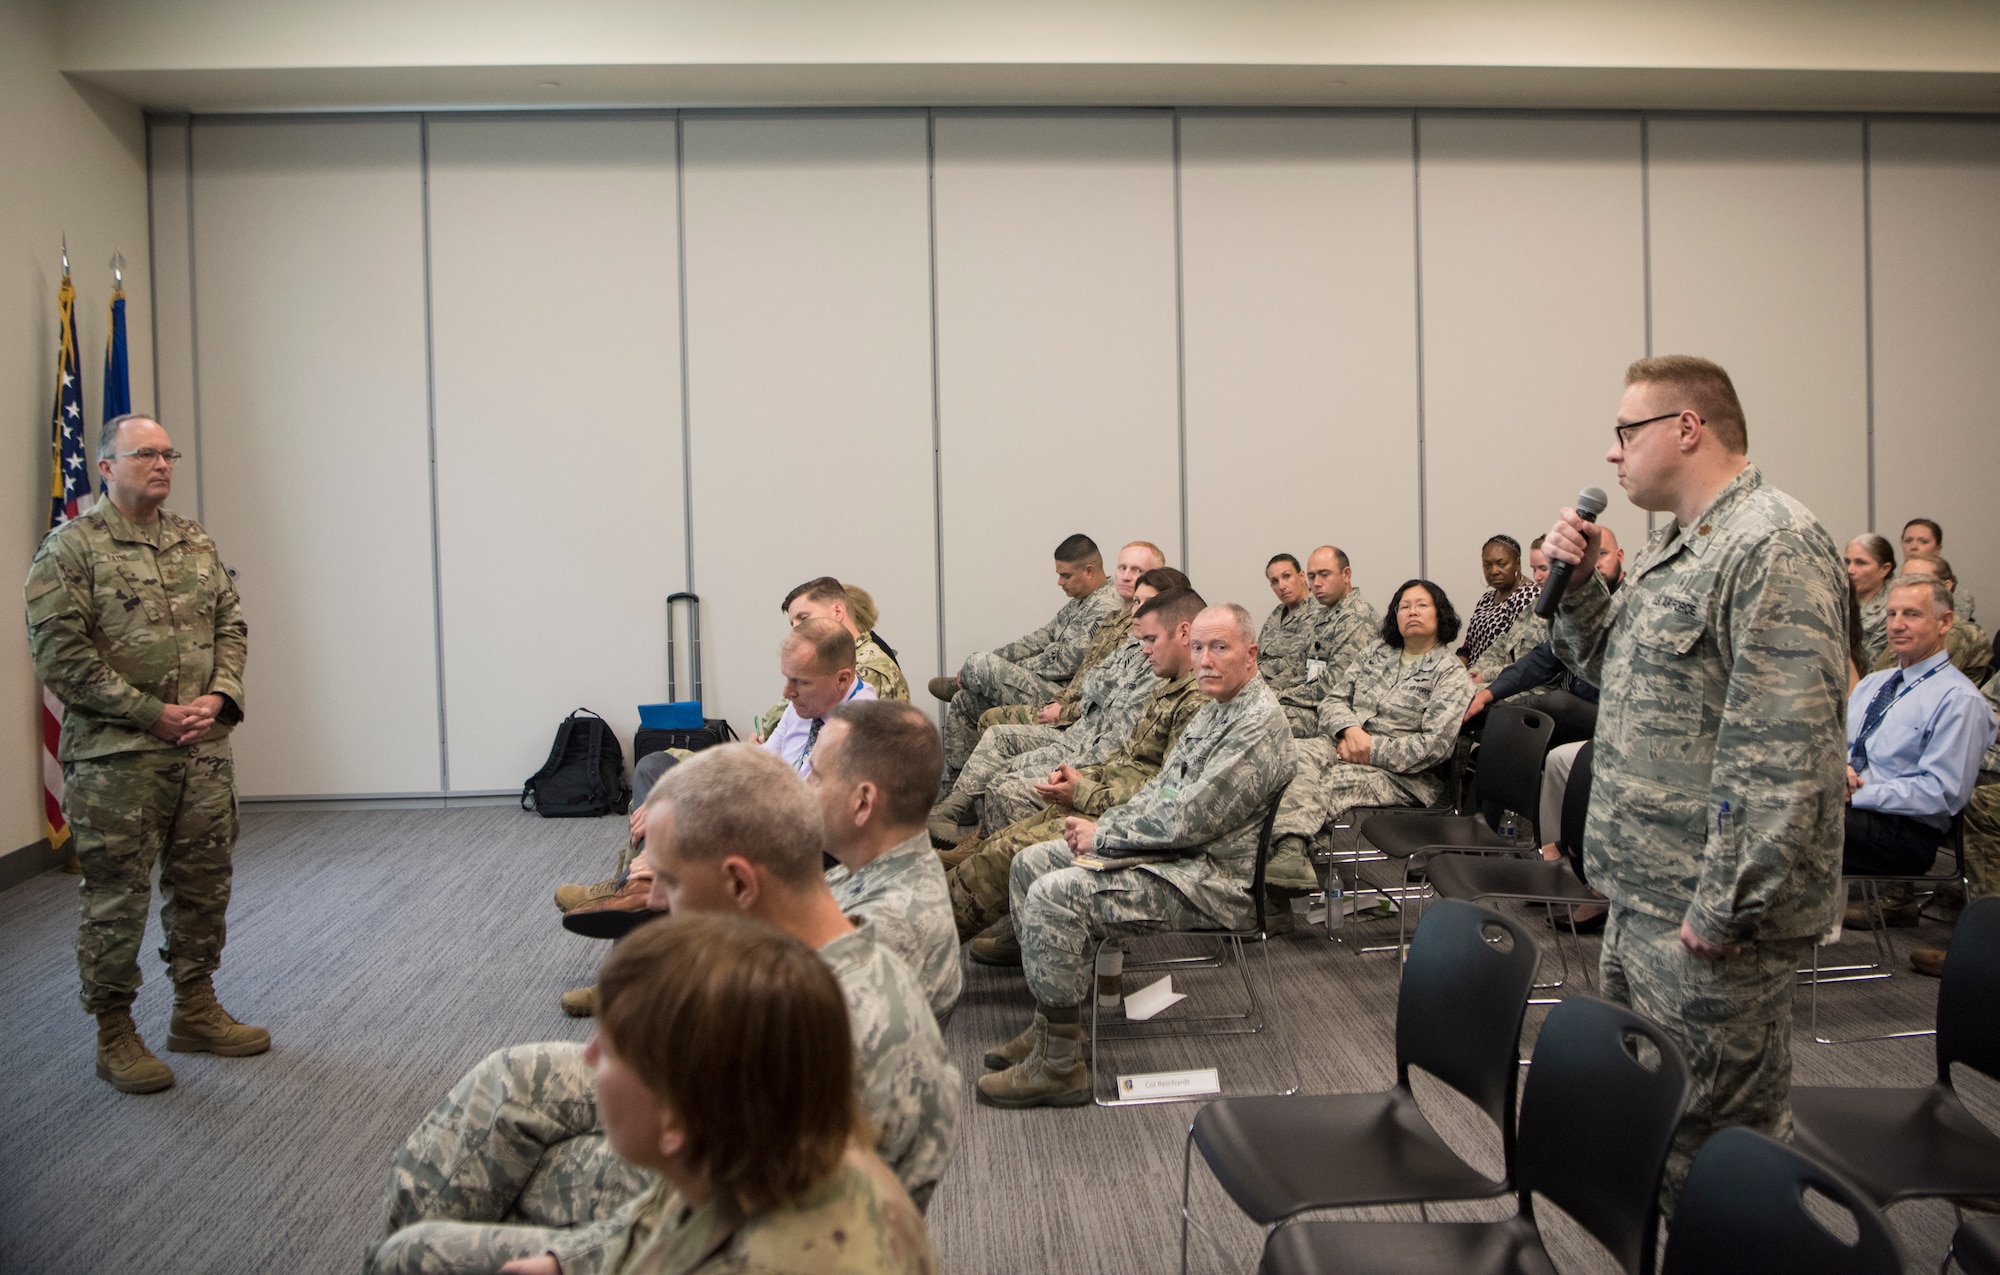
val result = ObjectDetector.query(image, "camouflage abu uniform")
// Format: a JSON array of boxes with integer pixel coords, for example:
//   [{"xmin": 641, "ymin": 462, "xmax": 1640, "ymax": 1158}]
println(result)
[
  {"xmin": 24, "ymin": 500, "xmax": 248, "ymax": 1016},
  {"xmin": 945, "ymin": 672, "xmax": 1205, "ymax": 938},
  {"xmin": 1551, "ymin": 463, "xmax": 1848, "ymax": 1209},
  {"xmin": 1010, "ymin": 677, "xmax": 1296, "ymax": 1009},
  {"xmin": 1257, "ymin": 599, "xmax": 1318, "ymax": 698},
  {"xmin": 369, "ymin": 920, "xmax": 960, "ymax": 1274},
  {"xmin": 942, "ymin": 581, "xmax": 1118, "ymax": 772},
  {"xmin": 1469, "ymin": 607, "xmax": 1550, "ymax": 686},
  {"xmin": 378, "ymin": 1149, "xmax": 936, "ymax": 1275},
  {"xmin": 979, "ymin": 606, "xmax": 1133, "ymax": 732},
  {"xmin": 1963, "ymin": 674, "xmax": 2000, "ymax": 901},
  {"xmin": 826, "ymin": 830, "xmax": 963, "ymax": 1019},
  {"xmin": 1278, "ymin": 589, "xmax": 1379, "ymax": 737},
  {"xmin": 1858, "ymin": 588, "xmax": 1889, "ymax": 668},
  {"xmin": 763, "ymin": 631, "xmax": 908, "ymax": 739},
  {"xmin": 1267, "ymin": 642, "xmax": 1476, "ymax": 890},
  {"xmin": 979, "ymin": 638, "xmax": 1161, "ymax": 831}
]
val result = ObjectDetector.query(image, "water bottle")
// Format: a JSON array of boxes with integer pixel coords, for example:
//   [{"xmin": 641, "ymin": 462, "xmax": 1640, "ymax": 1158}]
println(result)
[{"xmin": 1326, "ymin": 879, "xmax": 1345, "ymax": 929}]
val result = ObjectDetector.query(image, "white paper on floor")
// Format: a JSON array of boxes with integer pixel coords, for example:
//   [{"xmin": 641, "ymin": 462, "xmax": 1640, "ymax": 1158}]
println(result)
[{"xmin": 1122, "ymin": 974, "xmax": 1187, "ymax": 1021}]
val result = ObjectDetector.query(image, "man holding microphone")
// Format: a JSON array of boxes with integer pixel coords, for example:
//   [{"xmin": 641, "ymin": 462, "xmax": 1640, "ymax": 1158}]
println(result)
[{"xmin": 1541, "ymin": 356, "xmax": 1848, "ymax": 1209}]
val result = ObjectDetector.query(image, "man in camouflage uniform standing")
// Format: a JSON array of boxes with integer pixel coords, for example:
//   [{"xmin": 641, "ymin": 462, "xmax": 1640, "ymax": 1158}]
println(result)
[
  {"xmin": 24, "ymin": 414, "xmax": 267, "ymax": 1095},
  {"xmin": 930, "ymin": 533, "xmax": 1118, "ymax": 780},
  {"xmin": 976, "ymin": 604, "xmax": 1296, "ymax": 1108},
  {"xmin": 947, "ymin": 586, "xmax": 1208, "ymax": 945},
  {"xmin": 1278, "ymin": 545, "xmax": 1378, "ymax": 737},
  {"xmin": 1544, "ymin": 356, "xmax": 1848, "ymax": 1209}
]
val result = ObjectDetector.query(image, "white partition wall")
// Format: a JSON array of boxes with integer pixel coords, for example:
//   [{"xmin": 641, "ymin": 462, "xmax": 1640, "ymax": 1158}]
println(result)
[
  {"xmin": 146, "ymin": 117, "xmax": 203, "ymax": 517},
  {"xmin": 933, "ymin": 113, "xmax": 1182, "ymax": 660},
  {"xmin": 1870, "ymin": 118, "xmax": 2000, "ymax": 609},
  {"xmin": 427, "ymin": 116, "xmax": 686, "ymax": 793},
  {"xmin": 1418, "ymin": 115, "xmax": 1649, "ymax": 615},
  {"xmin": 190, "ymin": 117, "xmax": 440, "ymax": 797},
  {"xmin": 1180, "ymin": 113, "xmax": 1422, "ymax": 617},
  {"xmin": 680, "ymin": 114, "xmax": 937, "ymax": 736},
  {"xmin": 1649, "ymin": 116, "xmax": 1869, "ymax": 540}
]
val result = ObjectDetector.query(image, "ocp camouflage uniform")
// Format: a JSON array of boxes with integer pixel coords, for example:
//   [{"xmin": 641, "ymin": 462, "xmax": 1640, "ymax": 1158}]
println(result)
[
  {"xmin": 1257, "ymin": 599, "xmax": 1318, "ymax": 698},
  {"xmin": 1469, "ymin": 607, "xmax": 1550, "ymax": 686},
  {"xmin": 1278, "ymin": 589, "xmax": 1379, "ymax": 737},
  {"xmin": 24, "ymin": 500, "xmax": 248, "ymax": 1016},
  {"xmin": 942, "ymin": 581, "xmax": 1119, "ymax": 772},
  {"xmin": 1859, "ymin": 589, "xmax": 1889, "ymax": 667},
  {"xmin": 979, "ymin": 606, "xmax": 1133, "ymax": 732},
  {"xmin": 1868, "ymin": 615, "xmax": 1990, "ymax": 685},
  {"xmin": 946, "ymin": 672, "xmax": 1204, "ymax": 938},
  {"xmin": 368, "ymin": 920, "xmax": 960, "ymax": 1274},
  {"xmin": 980, "ymin": 639, "xmax": 1161, "ymax": 830},
  {"xmin": 1267, "ymin": 642, "xmax": 1476, "ymax": 890},
  {"xmin": 1010, "ymin": 677, "xmax": 1296, "ymax": 1009},
  {"xmin": 762, "ymin": 631, "xmax": 909, "ymax": 740},
  {"xmin": 1551, "ymin": 463, "xmax": 1848, "ymax": 1210},
  {"xmin": 1963, "ymin": 675, "xmax": 2000, "ymax": 901},
  {"xmin": 827, "ymin": 830, "xmax": 963, "ymax": 1019}
]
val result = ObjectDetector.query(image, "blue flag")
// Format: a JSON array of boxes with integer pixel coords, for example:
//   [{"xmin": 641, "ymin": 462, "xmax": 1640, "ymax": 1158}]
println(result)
[{"xmin": 103, "ymin": 285, "xmax": 131, "ymax": 425}]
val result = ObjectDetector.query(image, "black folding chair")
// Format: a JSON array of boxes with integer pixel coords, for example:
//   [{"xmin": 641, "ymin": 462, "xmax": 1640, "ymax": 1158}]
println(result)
[
  {"xmin": 1426, "ymin": 741, "xmax": 1599, "ymax": 999},
  {"xmin": 1358, "ymin": 704, "xmax": 1556, "ymax": 958},
  {"xmin": 1259, "ymin": 994, "xmax": 1691, "ymax": 1275},
  {"xmin": 1661, "ymin": 1127, "xmax": 1903, "ymax": 1275},
  {"xmin": 1178, "ymin": 900, "xmax": 1539, "ymax": 1273},
  {"xmin": 1950, "ymin": 1214, "xmax": 2000, "ymax": 1275},
  {"xmin": 1093, "ymin": 787, "xmax": 1297, "ymax": 1106},
  {"xmin": 1791, "ymin": 896, "xmax": 2000, "ymax": 1210}
]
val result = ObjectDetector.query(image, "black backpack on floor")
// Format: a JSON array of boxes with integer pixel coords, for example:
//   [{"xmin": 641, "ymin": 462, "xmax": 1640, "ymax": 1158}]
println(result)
[{"xmin": 521, "ymin": 708, "xmax": 629, "ymax": 817}]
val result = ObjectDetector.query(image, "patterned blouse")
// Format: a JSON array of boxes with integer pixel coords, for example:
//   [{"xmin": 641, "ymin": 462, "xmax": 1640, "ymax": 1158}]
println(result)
[{"xmin": 1456, "ymin": 583, "xmax": 1537, "ymax": 666}]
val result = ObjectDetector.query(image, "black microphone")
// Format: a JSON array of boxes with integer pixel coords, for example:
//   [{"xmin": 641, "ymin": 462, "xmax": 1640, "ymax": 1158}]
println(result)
[{"xmin": 1535, "ymin": 486, "xmax": 1609, "ymax": 618}]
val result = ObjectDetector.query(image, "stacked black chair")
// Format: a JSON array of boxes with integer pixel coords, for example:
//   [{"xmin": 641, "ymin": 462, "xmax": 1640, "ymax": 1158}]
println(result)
[
  {"xmin": 1178, "ymin": 899, "xmax": 1539, "ymax": 1272},
  {"xmin": 1353, "ymin": 704, "xmax": 1555, "ymax": 956},
  {"xmin": 1258, "ymin": 994, "xmax": 1690, "ymax": 1275},
  {"xmin": 1951, "ymin": 1215, "xmax": 2000, "ymax": 1275},
  {"xmin": 1791, "ymin": 896, "xmax": 2000, "ymax": 1210},
  {"xmin": 1661, "ymin": 1127, "xmax": 1903, "ymax": 1275},
  {"xmin": 1093, "ymin": 787, "xmax": 1296, "ymax": 1106}
]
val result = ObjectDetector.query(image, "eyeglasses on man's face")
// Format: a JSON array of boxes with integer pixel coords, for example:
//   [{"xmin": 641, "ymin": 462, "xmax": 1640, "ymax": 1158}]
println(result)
[
  {"xmin": 1613, "ymin": 412, "xmax": 1703, "ymax": 451},
  {"xmin": 116, "ymin": 448, "xmax": 183, "ymax": 465}
]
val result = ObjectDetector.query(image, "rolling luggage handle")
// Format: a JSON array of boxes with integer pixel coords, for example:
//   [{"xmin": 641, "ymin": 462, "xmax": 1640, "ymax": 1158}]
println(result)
[{"xmin": 667, "ymin": 591, "xmax": 703, "ymax": 708}]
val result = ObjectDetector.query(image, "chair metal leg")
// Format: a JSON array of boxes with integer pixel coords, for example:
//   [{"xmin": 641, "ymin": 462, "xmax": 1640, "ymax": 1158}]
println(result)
[{"xmin": 1806, "ymin": 922, "xmax": 1938, "ymax": 1046}]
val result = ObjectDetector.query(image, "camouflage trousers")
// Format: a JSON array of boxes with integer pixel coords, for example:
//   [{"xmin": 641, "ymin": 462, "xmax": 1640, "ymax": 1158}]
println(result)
[
  {"xmin": 1599, "ymin": 906, "xmax": 1810, "ymax": 1217},
  {"xmin": 937, "ymin": 724, "xmax": 1065, "ymax": 825},
  {"xmin": 943, "ymin": 653, "xmax": 1063, "ymax": 773},
  {"xmin": 1268, "ymin": 738, "xmax": 1421, "ymax": 892},
  {"xmin": 64, "ymin": 742, "xmax": 239, "ymax": 1016},
  {"xmin": 980, "ymin": 702, "xmax": 1048, "ymax": 731},
  {"xmin": 1964, "ymin": 775, "xmax": 2000, "ymax": 901},
  {"xmin": 367, "ymin": 1042, "xmax": 653, "ymax": 1275},
  {"xmin": 947, "ymin": 806, "xmax": 1073, "ymax": 939},
  {"xmin": 1010, "ymin": 840, "xmax": 1219, "ymax": 1008}
]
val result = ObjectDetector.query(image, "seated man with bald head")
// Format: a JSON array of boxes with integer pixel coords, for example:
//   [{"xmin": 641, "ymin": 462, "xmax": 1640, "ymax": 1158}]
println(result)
[{"xmin": 974, "ymin": 604, "xmax": 1296, "ymax": 1110}]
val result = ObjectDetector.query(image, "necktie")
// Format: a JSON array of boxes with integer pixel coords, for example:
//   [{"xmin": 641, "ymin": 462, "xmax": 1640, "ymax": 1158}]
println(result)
[
  {"xmin": 1849, "ymin": 671, "xmax": 1903, "ymax": 772},
  {"xmin": 801, "ymin": 717, "xmax": 824, "ymax": 772}
]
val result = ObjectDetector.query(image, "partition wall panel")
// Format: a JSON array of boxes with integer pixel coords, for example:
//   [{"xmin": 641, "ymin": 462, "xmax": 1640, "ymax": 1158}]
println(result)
[
  {"xmin": 1870, "ymin": 118, "xmax": 2000, "ymax": 610},
  {"xmin": 1648, "ymin": 116, "xmax": 1869, "ymax": 542},
  {"xmin": 145, "ymin": 118, "xmax": 202, "ymax": 519},
  {"xmin": 1180, "ymin": 113, "xmax": 1422, "ymax": 620},
  {"xmin": 189, "ymin": 117, "xmax": 439, "ymax": 796},
  {"xmin": 1418, "ymin": 115, "xmax": 1649, "ymax": 615},
  {"xmin": 933, "ymin": 113, "xmax": 1181, "ymax": 665},
  {"xmin": 427, "ymin": 116, "xmax": 686, "ymax": 793},
  {"xmin": 681, "ymin": 115, "xmax": 937, "ymax": 737}
]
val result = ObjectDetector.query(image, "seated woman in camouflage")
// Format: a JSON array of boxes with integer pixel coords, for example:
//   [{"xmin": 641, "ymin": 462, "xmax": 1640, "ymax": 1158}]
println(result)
[
  {"xmin": 1264, "ymin": 579, "xmax": 1478, "ymax": 916},
  {"xmin": 377, "ymin": 913, "xmax": 938, "ymax": 1275}
]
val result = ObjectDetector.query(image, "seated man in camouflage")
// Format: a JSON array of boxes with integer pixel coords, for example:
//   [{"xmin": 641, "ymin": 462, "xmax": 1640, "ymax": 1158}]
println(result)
[
  {"xmin": 757, "ymin": 576, "xmax": 908, "ymax": 741},
  {"xmin": 1910, "ymin": 671, "xmax": 2000, "ymax": 977},
  {"xmin": 975, "ymin": 604, "xmax": 1296, "ymax": 1109},
  {"xmin": 366, "ymin": 746, "xmax": 959, "ymax": 1275},
  {"xmin": 975, "ymin": 540, "xmax": 1166, "ymax": 737},
  {"xmin": 929, "ymin": 568, "xmax": 1188, "ymax": 844},
  {"xmin": 930, "ymin": 533, "xmax": 1119, "ymax": 783},
  {"xmin": 1265, "ymin": 579, "xmax": 1478, "ymax": 921},
  {"xmin": 1276, "ymin": 545, "xmax": 1379, "ymax": 737},
  {"xmin": 946, "ymin": 586, "xmax": 1209, "ymax": 953},
  {"xmin": 812, "ymin": 700, "xmax": 962, "ymax": 1020}
]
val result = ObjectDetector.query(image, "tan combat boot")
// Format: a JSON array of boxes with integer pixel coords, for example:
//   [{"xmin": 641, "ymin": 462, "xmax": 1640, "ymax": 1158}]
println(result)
[
  {"xmin": 554, "ymin": 875, "xmax": 621, "ymax": 913},
  {"xmin": 167, "ymin": 979, "xmax": 271, "ymax": 1056},
  {"xmin": 983, "ymin": 1017, "xmax": 1092, "ymax": 1070},
  {"xmin": 560, "ymin": 987, "xmax": 597, "ymax": 1017},
  {"xmin": 96, "ymin": 1010, "xmax": 175, "ymax": 1094},
  {"xmin": 967, "ymin": 915, "xmax": 1022, "ymax": 967},
  {"xmin": 927, "ymin": 676, "xmax": 959, "ymax": 703},
  {"xmin": 976, "ymin": 1013, "xmax": 1091, "ymax": 1108}
]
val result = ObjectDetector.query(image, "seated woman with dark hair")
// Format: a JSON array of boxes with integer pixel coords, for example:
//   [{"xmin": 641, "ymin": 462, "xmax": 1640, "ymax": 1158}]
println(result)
[
  {"xmin": 1264, "ymin": 579, "xmax": 1477, "ymax": 916},
  {"xmin": 1456, "ymin": 534, "xmax": 1541, "ymax": 680},
  {"xmin": 379, "ymin": 913, "xmax": 938, "ymax": 1275},
  {"xmin": 1845, "ymin": 533, "xmax": 1897, "ymax": 666}
]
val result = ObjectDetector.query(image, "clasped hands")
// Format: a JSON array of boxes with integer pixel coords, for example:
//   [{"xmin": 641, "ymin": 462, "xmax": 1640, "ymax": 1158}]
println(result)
[
  {"xmin": 149, "ymin": 693, "xmax": 225, "ymax": 746},
  {"xmin": 1033, "ymin": 764, "xmax": 1083, "ymax": 809}
]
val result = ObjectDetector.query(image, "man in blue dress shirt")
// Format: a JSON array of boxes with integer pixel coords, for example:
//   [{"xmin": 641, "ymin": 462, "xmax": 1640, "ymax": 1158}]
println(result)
[{"xmin": 1844, "ymin": 575, "xmax": 1998, "ymax": 923}]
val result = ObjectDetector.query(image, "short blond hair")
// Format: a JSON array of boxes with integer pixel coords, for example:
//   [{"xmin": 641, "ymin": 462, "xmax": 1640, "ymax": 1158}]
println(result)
[
  {"xmin": 1626, "ymin": 355, "xmax": 1748, "ymax": 455},
  {"xmin": 1122, "ymin": 540, "xmax": 1167, "ymax": 568},
  {"xmin": 644, "ymin": 744, "xmax": 825, "ymax": 885}
]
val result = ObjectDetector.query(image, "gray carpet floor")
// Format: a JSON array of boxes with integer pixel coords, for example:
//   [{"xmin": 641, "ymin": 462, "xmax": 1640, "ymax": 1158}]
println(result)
[{"xmin": 0, "ymin": 807, "xmax": 1991, "ymax": 1274}]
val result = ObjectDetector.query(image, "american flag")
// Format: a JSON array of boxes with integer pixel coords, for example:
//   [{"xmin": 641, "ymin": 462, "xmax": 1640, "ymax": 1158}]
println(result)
[{"xmin": 42, "ymin": 268, "xmax": 90, "ymax": 850}]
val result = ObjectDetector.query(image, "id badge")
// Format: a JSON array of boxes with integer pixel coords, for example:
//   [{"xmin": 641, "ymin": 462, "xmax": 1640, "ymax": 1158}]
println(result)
[{"xmin": 1305, "ymin": 658, "xmax": 1327, "ymax": 683}]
